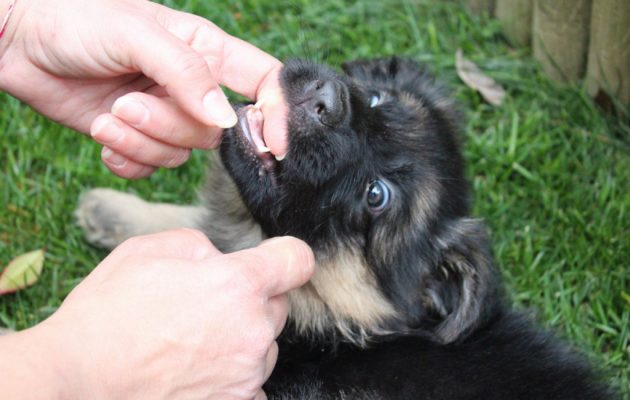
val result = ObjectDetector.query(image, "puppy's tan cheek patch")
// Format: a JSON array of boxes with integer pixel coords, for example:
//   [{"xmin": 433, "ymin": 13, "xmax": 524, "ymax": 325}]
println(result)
[{"xmin": 288, "ymin": 249, "xmax": 398, "ymax": 342}]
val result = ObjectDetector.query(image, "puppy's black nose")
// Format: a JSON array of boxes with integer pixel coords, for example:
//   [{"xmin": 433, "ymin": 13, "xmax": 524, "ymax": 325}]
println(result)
[{"xmin": 302, "ymin": 80, "xmax": 347, "ymax": 127}]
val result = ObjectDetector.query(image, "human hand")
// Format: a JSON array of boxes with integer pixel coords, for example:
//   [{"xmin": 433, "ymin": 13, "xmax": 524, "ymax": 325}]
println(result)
[
  {"xmin": 9, "ymin": 230, "xmax": 313, "ymax": 400},
  {"xmin": 0, "ymin": 0, "xmax": 288, "ymax": 178}
]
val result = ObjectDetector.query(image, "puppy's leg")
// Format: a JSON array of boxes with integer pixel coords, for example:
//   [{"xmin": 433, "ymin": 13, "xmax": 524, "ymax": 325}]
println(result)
[{"xmin": 75, "ymin": 188, "xmax": 205, "ymax": 250}]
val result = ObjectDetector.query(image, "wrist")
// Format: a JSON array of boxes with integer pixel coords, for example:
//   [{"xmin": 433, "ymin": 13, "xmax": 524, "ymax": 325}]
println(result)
[
  {"xmin": 0, "ymin": 323, "xmax": 76, "ymax": 399},
  {"xmin": 0, "ymin": 0, "xmax": 27, "ymax": 87}
]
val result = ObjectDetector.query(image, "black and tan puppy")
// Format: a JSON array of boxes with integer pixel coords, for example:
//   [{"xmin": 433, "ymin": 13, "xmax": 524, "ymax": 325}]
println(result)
[{"xmin": 76, "ymin": 58, "xmax": 613, "ymax": 399}]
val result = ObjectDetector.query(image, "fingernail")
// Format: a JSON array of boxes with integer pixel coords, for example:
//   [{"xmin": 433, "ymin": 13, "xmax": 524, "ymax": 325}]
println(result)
[
  {"xmin": 92, "ymin": 119, "xmax": 124, "ymax": 145},
  {"xmin": 112, "ymin": 97, "xmax": 149, "ymax": 126},
  {"xmin": 203, "ymin": 89, "xmax": 237, "ymax": 128},
  {"xmin": 102, "ymin": 147, "xmax": 127, "ymax": 168},
  {"xmin": 262, "ymin": 237, "xmax": 315, "ymax": 274}
]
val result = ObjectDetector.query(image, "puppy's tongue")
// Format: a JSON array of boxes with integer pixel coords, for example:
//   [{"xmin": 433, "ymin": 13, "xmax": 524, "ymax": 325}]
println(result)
[
  {"xmin": 237, "ymin": 106, "xmax": 277, "ymax": 173},
  {"xmin": 243, "ymin": 106, "xmax": 268, "ymax": 152}
]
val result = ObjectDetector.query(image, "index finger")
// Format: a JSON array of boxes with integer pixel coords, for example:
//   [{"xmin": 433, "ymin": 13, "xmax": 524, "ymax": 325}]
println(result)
[
  {"xmin": 163, "ymin": 15, "xmax": 281, "ymax": 100},
  {"xmin": 223, "ymin": 236, "xmax": 315, "ymax": 296},
  {"xmin": 164, "ymin": 13, "xmax": 290, "ymax": 157},
  {"xmin": 215, "ymin": 33, "xmax": 289, "ymax": 157}
]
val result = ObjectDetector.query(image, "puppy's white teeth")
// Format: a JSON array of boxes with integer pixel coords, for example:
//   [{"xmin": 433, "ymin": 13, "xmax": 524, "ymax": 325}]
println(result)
[
  {"xmin": 275, "ymin": 154, "xmax": 286, "ymax": 162},
  {"xmin": 258, "ymin": 145, "xmax": 271, "ymax": 153},
  {"xmin": 253, "ymin": 98, "xmax": 265, "ymax": 109}
]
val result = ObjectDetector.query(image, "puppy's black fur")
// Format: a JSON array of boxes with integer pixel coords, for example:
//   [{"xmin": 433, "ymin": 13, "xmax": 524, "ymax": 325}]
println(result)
[{"xmin": 218, "ymin": 58, "xmax": 614, "ymax": 399}]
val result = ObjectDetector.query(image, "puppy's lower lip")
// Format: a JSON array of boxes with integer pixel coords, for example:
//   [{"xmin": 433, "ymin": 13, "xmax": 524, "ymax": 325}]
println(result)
[{"xmin": 236, "ymin": 105, "xmax": 277, "ymax": 173}]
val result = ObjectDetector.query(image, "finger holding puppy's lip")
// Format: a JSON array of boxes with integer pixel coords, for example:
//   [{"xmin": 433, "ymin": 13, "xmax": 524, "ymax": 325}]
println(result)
[
  {"xmin": 111, "ymin": 93, "xmax": 224, "ymax": 150},
  {"xmin": 256, "ymin": 87, "xmax": 289, "ymax": 161},
  {"xmin": 96, "ymin": 84, "xmax": 288, "ymax": 175}
]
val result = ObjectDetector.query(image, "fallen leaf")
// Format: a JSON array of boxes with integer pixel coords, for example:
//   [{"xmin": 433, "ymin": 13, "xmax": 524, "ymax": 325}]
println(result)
[
  {"xmin": 455, "ymin": 49, "xmax": 506, "ymax": 106},
  {"xmin": 0, "ymin": 249, "xmax": 45, "ymax": 295}
]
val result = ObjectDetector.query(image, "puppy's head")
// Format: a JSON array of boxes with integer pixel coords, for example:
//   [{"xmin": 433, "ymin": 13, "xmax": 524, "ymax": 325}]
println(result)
[{"xmin": 221, "ymin": 57, "xmax": 497, "ymax": 345}]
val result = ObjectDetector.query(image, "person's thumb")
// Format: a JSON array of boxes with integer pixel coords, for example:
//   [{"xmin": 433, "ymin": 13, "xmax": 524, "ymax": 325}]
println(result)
[{"xmin": 222, "ymin": 236, "xmax": 315, "ymax": 296}]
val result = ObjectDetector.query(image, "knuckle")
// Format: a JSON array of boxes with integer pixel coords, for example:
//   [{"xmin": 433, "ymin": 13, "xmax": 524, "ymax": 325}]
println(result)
[
  {"xmin": 90, "ymin": 114, "xmax": 113, "ymax": 136},
  {"xmin": 224, "ymin": 254, "xmax": 266, "ymax": 295},
  {"xmin": 109, "ymin": 128, "xmax": 144, "ymax": 160},
  {"xmin": 118, "ymin": 229, "xmax": 210, "ymax": 255},
  {"xmin": 155, "ymin": 117, "xmax": 182, "ymax": 144},
  {"xmin": 174, "ymin": 228, "xmax": 211, "ymax": 247},
  {"xmin": 197, "ymin": 128, "xmax": 222, "ymax": 149},
  {"xmin": 118, "ymin": 235, "xmax": 153, "ymax": 253},
  {"xmin": 128, "ymin": 164, "xmax": 155, "ymax": 180},
  {"xmin": 173, "ymin": 52, "xmax": 209, "ymax": 79},
  {"xmin": 162, "ymin": 148, "xmax": 191, "ymax": 168}
]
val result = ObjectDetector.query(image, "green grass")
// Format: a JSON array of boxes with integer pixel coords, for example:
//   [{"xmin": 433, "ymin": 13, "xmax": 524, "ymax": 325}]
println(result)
[{"xmin": 1, "ymin": 0, "xmax": 628, "ymax": 396}]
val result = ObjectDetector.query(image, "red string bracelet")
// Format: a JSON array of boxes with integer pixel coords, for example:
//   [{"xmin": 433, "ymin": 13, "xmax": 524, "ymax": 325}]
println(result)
[{"xmin": 0, "ymin": 0, "xmax": 17, "ymax": 40}]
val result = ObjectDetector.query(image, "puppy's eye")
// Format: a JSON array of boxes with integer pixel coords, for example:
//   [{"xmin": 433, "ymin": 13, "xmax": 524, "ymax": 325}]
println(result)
[
  {"xmin": 369, "ymin": 92, "xmax": 382, "ymax": 108},
  {"xmin": 366, "ymin": 180, "xmax": 390, "ymax": 212}
]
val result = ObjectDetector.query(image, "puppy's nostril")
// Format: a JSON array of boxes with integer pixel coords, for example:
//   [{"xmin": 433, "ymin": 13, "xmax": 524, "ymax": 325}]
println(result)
[{"xmin": 315, "ymin": 102, "xmax": 325, "ymax": 116}]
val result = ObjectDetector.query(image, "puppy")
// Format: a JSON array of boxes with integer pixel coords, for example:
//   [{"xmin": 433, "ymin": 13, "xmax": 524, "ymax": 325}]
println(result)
[{"xmin": 76, "ymin": 58, "xmax": 614, "ymax": 399}]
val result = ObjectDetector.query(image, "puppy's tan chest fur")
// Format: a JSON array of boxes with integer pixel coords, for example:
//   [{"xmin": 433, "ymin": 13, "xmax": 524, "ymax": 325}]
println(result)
[{"xmin": 288, "ymin": 249, "xmax": 398, "ymax": 344}]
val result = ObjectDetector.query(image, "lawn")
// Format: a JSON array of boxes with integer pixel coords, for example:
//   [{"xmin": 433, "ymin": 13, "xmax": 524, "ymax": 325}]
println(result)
[{"xmin": 1, "ymin": 0, "xmax": 628, "ymax": 396}]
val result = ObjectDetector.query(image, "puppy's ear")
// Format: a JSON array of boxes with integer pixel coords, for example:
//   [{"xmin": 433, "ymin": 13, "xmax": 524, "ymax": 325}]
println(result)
[
  {"xmin": 425, "ymin": 218, "xmax": 498, "ymax": 343},
  {"xmin": 341, "ymin": 57, "xmax": 390, "ymax": 80},
  {"xmin": 341, "ymin": 56, "xmax": 425, "ymax": 84}
]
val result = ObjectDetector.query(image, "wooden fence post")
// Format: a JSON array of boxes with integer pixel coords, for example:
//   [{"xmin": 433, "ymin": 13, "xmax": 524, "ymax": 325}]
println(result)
[
  {"xmin": 495, "ymin": 0, "xmax": 533, "ymax": 47},
  {"xmin": 585, "ymin": 0, "xmax": 630, "ymax": 108},
  {"xmin": 533, "ymin": 0, "xmax": 592, "ymax": 84},
  {"xmin": 467, "ymin": 0, "xmax": 495, "ymax": 16}
]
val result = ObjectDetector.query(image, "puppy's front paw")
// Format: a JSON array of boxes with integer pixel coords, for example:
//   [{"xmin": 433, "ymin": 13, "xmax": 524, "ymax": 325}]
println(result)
[{"xmin": 75, "ymin": 188, "xmax": 145, "ymax": 250}]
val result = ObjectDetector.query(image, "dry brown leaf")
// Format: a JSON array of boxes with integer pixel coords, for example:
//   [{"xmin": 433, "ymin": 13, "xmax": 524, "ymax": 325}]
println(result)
[{"xmin": 455, "ymin": 49, "xmax": 506, "ymax": 106}]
